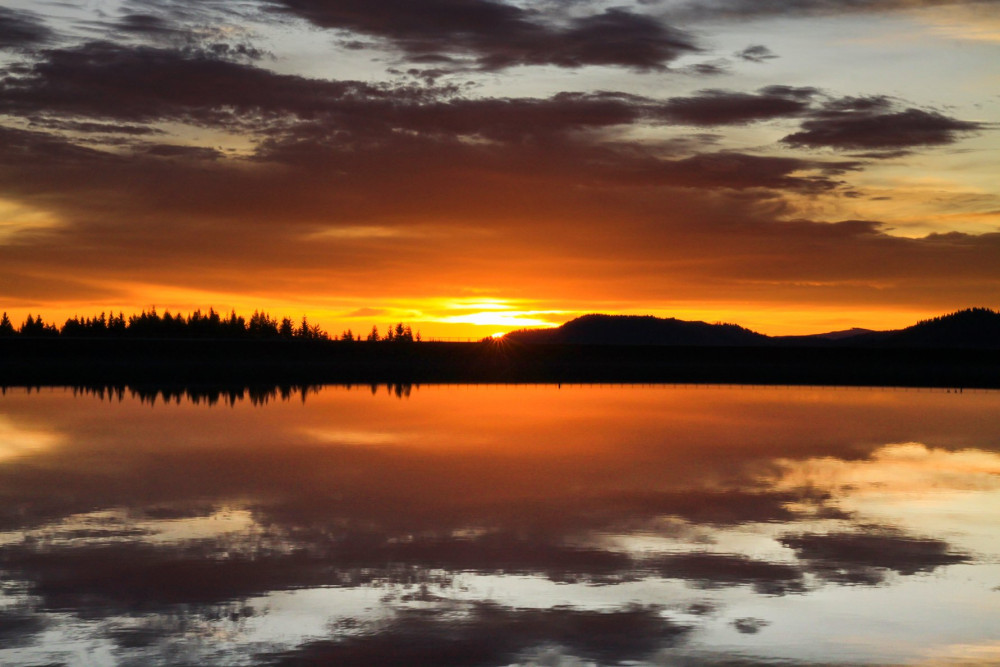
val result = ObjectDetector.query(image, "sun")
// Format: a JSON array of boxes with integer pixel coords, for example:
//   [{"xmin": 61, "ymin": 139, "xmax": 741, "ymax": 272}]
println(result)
[{"xmin": 490, "ymin": 332, "xmax": 506, "ymax": 339}]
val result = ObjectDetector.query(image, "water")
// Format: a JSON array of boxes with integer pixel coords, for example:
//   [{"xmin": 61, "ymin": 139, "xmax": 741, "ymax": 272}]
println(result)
[{"xmin": 1, "ymin": 384, "xmax": 998, "ymax": 665}]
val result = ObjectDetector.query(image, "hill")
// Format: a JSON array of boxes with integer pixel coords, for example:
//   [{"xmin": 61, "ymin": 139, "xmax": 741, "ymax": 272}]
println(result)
[
  {"xmin": 877, "ymin": 307, "xmax": 1000, "ymax": 348},
  {"xmin": 791, "ymin": 327, "xmax": 878, "ymax": 341},
  {"xmin": 506, "ymin": 308, "xmax": 1000, "ymax": 349},
  {"xmin": 504, "ymin": 314, "xmax": 769, "ymax": 346}
]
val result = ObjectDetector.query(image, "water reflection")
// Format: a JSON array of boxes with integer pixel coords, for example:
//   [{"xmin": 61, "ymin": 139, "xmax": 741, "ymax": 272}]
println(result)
[
  {"xmin": 9, "ymin": 382, "xmax": 412, "ymax": 406},
  {"xmin": 1, "ymin": 385, "xmax": 999, "ymax": 665}
]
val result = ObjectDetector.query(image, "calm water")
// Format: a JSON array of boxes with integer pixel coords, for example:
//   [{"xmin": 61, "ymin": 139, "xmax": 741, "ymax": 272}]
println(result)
[{"xmin": 1, "ymin": 384, "xmax": 999, "ymax": 666}]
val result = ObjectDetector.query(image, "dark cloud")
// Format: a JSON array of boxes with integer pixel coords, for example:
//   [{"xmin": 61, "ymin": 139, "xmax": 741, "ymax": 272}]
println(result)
[
  {"xmin": 608, "ymin": 152, "xmax": 858, "ymax": 192},
  {"xmin": 736, "ymin": 44, "xmax": 779, "ymax": 62},
  {"xmin": 780, "ymin": 530, "xmax": 969, "ymax": 584},
  {"xmin": 27, "ymin": 119, "xmax": 164, "ymax": 135},
  {"xmin": 688, "ymin": 62, "xmax": 730, "ymax": 75},
  {"xmin": 269, "ymin": 0, "xmax": 699, "ymax": 70},
  {"xmin": 0, "ymin": 610, "xmax": 48, "ymax": 649},
  {"xmin": 784, "ymin": 108, "xmax": 984, "ymax": 149},
  {"xmin": 0, "ymin": 43, "xmax": 657, "ymax": 141},
  {"xmin": 645, "ymin": 90, "xmax": 987, "ymax": 151},
  {"xmin": 0, "ymin": 43, "xmax": 855, "ymax": 219},
  {"xmin": 645, "ymin": 89, "xmax": 985, "ymax": 151},
  {"xmin": 529, "ymin": 9, "xmax": 698, "ymax": 71},
  {"xmin": 669, "ymin": 0, "xmax": 1000, "ymax": 20},
  {"xmin": 103, "ymin": 2, "xmax": 269, "ymax": 61},
  {"xmin": 0, "ymin": 125, "xmax": 108, "ymax": 164},
  {"xmin": 759, "ymin": 85, "xmax": 822, "ymax": 100},
  {"xmin": 650, "ymin": 553, "xmax": 806, "ymax": 594},
  {"xmin": 0, "ymin": 42, "xmax": 403, "ymax": 125},
  {"xmin": 733, "ymin": 617, "xmax": 771, "ymax": 633},
  {"xmin": 266, "ymin": 603, "xmax": 691, "ymax": 666},
  {"xmin": 116, "ymin": 12, "xmax": 186, "ymax": 38},
  {"xmin": 821, "ymin": 95, "xmax": 895, "ymax": 113},
  {"xmin": 659, "ymin": 88, "xmax": 813, "ymax": 125},
  {"xmin": 0, "ymin": 541, "xmax": 359, "ymax": 610},
  {"xmin": 112, "ymin": 0, "xmax": 243, "ymax": 34},
  {"xmin": 0, "ymin": 7, "xmax": 52, "ymax": 49},
  {"xmin": 141, "ymin": 144, "xmax": 224, "ymax": 160}
]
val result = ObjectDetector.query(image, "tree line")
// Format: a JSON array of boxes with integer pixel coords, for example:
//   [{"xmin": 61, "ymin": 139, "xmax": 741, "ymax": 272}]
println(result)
[{"xmin": 0, "ymin": 308, "xmax": 420, "ymax": 342}]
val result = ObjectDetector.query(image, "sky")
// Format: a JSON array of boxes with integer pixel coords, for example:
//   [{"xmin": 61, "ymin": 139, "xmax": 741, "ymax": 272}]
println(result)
[{"xmin": 0, "ymin": 0, "xmax": 997, "ymax": 337}]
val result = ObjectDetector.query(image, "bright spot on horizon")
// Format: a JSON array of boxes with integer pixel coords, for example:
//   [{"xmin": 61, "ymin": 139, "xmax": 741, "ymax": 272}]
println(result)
[
  {"xmin": 441, "ymin": 311, "xmax": 560, "ymax": 328},
  {"xmin": 491, "ymin": 332, "xmax": 506, "ymax": 339}
]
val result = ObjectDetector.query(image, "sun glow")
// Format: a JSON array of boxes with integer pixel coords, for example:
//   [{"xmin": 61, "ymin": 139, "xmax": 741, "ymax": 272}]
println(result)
[{"xmin": 442, "ymin": 311, "xmax": 559, "ymax": 328}]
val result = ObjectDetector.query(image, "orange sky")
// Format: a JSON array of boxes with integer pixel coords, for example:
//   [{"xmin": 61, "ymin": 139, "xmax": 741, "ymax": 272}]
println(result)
[{"xmin": 0, "ymin": 0, "xmax": 997, "ymax": 338}]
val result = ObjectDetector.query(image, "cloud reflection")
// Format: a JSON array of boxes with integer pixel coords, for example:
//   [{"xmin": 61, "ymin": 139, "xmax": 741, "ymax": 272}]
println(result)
[{"xmin": 0, "ymin": 385, "xmax": 998, "ymax": 665}]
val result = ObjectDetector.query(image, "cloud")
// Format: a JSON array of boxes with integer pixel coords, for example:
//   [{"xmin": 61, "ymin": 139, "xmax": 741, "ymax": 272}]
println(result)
[
  {"xmin": 0, "ymin": 42, "xmax": 406, "ymax": 125},
  {"xmin": 266, "ymin": 602, "xmax": 691, "ymax": 666},
  {"xmin": 681, "ymin": 61, "xmax": 732, "ymax": 76},
  {"xmin": 268, "ymin": 0, "xmax": 699, "ymax": 70},
  {"xmin": 604, "ymin": 151, "xmax": 857, "ymax": 192},
  {"xmin": 0, "ymin": 42, "xmax": 997, "ymax": 316},
  {"xmin": 649, "ymin": 88, "xmax": 985, "ymax": 149},
  {"xmin": 3, "ymin": 115, "xmax": 1000, "ymax": 314},
  {"xmin": 736, "ymin": 44, "xmax": 779, "ymax": 62},
  {"xmin": 26, "ymin": 119, "xmax": 164, "ymax": 136},
  {"xmin": 658, "ymin": 88, "xmax": 814, "ymax": 125},
  {"xmin": 0, "ymin": 7, "xmax": 53, "ymax": 49},
  {"xmin": 668, "ymin": 0, "xmax": 1000, "ymax": 21},
  {"xmin": 0, "ymin": 610, "xmax": 47, "ymax": 649},
  {"xmin": 649, "ymin": 553, "xmax": 806, "ymax": 594},
  {"xmin": 732, "ymin": 617, "xmax": 771, "ymax": 633},
  {"xmin": 784, "ymin": 107, "xmax": 985, "ymax": 149},
  {"xmin": 780, "ymin": 529, "xmax": 969, "ymax": 584}
]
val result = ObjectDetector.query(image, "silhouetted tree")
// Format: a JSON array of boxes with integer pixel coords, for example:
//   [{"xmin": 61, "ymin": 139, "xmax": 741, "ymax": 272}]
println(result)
[
  {"xmin": 248, "ymin": 310, "xmax": 279, "ymax": 338},
  {"xmin": 2, "ymin": 306, "xmax": 338, "ymax": 341},
  {"xmin": 295, "ymin": 316, "xmax": 326, "ymax": 340},
  {"xmin": 109, "ymin": 311, "xmax": 127, "ymax": 335},
  {"xmin": 223, "ymin": 310, "xmax": 246, "ymax": 337},
  {"xmin": 20, "ymin": 314, "xmax": 58, "ymax": 337},
  {"xmin": 0, "ymin": 312, "xmax": 14, "ymax": 337},
  {"xmin": 367, "ymin": 325, "xmax": 380, "ymax": 342}
]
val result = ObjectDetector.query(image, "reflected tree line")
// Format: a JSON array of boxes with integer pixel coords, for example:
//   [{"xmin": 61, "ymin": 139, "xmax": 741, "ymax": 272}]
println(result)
[
  {"xmin": 0, "ymin": 382, "xmax": 417, "ymax": 405},
  {"xmin": 0, "ymin": 309, "xmax": 420, "ymax": 342}
]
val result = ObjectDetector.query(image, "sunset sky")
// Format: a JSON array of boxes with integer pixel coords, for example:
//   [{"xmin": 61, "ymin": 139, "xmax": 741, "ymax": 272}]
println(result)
[{"xmin": 0, "ymin": 0, "xmax": 997, "ymax": 337}]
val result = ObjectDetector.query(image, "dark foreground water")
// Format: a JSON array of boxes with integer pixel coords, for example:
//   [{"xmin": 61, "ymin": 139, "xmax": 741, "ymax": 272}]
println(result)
[{"xmin": 1, "ymin": 384, "xmax": 998, "ymax": 666}]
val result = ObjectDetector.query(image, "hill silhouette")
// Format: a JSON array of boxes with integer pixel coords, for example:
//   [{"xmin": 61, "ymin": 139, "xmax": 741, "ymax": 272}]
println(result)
[
  {"xmin": 505, "ymin": 314, "xmax": 769, "ymax": 346},
  {"xmin": 784, "ymin": 327, "xmax": 877, "ymax": 342},
  {"xmin": 507, "ymin": 308, "xmax": 1000, "ymax": 349},
  {"xmin": 877, "ymin": 307, "xmax": 1000, "ymax": 348}
]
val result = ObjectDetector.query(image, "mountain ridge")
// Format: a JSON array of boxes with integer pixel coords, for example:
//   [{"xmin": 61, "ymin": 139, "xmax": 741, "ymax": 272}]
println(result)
[{"xmin": 505, "ymin": 308, "xmax": 1000, "ymax": 348}]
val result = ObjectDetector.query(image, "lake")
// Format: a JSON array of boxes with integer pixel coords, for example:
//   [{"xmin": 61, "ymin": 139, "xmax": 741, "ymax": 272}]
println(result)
[{"xmin": 1, "ymin": 384, "xmax": 999, "ymax": 665}]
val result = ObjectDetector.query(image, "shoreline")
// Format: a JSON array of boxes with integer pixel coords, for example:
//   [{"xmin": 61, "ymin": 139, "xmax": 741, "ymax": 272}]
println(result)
[{"xmin": 3, "ymin": 338, "xmax": 999, "ymax": 389}]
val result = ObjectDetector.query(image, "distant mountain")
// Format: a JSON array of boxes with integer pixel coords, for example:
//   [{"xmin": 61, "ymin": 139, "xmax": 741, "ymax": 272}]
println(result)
[
  {"xmin": 802, "ymin": 327, "xmax": 878, "ymax": 341},
  {"xmin": 505, "ymin": 314, "xmax": 769, "ymax": 346},
  {"xmin": 505, "ymin": 308, "xmax": 1000, "ymax": 348},
  {"xmin": 775, "ymin": 327, "xmax": 886, "ymax": 346}
]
